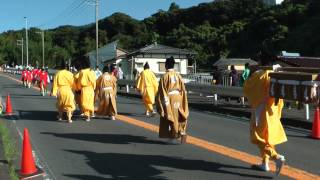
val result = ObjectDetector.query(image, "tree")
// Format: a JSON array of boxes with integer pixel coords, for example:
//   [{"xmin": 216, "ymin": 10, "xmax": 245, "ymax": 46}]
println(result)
[{"xmin": 168, "ymin": 2, "xmax": 180, "ymax": 12}]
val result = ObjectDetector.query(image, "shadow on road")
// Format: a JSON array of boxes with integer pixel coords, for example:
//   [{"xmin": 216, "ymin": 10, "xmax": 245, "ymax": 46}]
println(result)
[
  {"xmin": 41, "ymin": 132, "xmax": 167, "ymax": 145},
  {"xmin": 17, "ymin": 110, "xmax": 57, "ymax": 121},
  {"xmin": 63, "ymin": 150, "xmax": 273, "ymax": 179},
  {"xmin": 63, "ymin": 175, "xmax": 111, "ymax": 180}
]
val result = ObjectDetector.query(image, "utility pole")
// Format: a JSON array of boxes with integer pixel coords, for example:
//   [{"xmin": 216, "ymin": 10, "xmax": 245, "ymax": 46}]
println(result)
[
  {"xmin": 24, "ymin": 17, "xmax": 29, "ymax": 67},
  {"xmin": 36, "ymin": 30, "xmax": 45, "ymax": 68},
  {"xmin": 95, "ymin": 0, "xmax": 99, "ymax": 69},
  {"xmin": 17, "ymin": 39, "xmax": 24, "ymax": 66}
]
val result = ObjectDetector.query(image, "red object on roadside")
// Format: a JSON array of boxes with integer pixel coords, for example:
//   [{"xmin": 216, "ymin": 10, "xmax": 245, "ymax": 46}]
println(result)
[
  {"xmin": 5, "ymin": 94, "xmax": 12, "ymax": 115},
  {"xmin": 20, "ymin": 128, "xmax": 37, "ymax": 175},
  {"xmin": 311, "ymin": 107, "xmax": 320, "ymax": 139}
]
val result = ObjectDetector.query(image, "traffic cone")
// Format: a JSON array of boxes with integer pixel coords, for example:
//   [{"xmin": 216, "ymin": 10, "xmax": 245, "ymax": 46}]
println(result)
[
  {"xmin": 5, "ymin": 94, "xmax": 12, "ymax": 115},
  {"xmin": 311, "ymin": 107, "xmax": 320, "ymax": 139},
  {"xmin": 20, "ymin": 128, "xmax": 37, "ymax": 176}
]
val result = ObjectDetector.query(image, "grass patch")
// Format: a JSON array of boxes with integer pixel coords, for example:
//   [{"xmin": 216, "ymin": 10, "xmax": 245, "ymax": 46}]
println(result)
[{"xmin": 0, "ymin": 120, "xmax": 19, "ymax": 180}]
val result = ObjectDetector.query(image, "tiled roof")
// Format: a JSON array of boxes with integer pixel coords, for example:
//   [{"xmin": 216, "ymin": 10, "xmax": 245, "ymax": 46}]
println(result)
[
  {"xmin": 213, "ymin": 58, "xmax": 258, "ymax": 66},
  {"xmin": 276, "ymin": 56, "xmax": 320, "ymax": 67},
  {"xmin": 129, "ymin": 44, "xmax": 196, "ymax": 56}
]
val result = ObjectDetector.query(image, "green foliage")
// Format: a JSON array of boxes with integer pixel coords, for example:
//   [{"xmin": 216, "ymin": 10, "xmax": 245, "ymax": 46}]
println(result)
[{"xmin": 0, "ymin": 0, "xmax": 318, "ymax": 69}]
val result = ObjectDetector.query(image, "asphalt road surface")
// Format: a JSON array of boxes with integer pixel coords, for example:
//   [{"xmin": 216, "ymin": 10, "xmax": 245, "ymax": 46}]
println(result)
[{"xmin": 0, "ymin": 73, "xmax": 319, "ymax": 180}]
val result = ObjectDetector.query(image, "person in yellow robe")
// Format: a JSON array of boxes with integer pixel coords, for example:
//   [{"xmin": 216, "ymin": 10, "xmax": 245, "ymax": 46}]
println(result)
[
  {"xmin": 73, "ymin": 61, "xmax": 83, "ymax": 113},
  {"xmin": 51, "ymin": 63, "xmax": 76, "ymax": 123},
  {"xmin": 156, "ymin": 57, "xmax": 189, "ymax": 144},
  {"xmin": 136, "ymin": 62, "xmax": 158, "ymax": 116},
  {"xmin": 243, "ymin": 61, "xmax": 286, "ymax": 175},
  {"xmin": 95, "ymin": 65, "xmax": 117, "ymax": 120},
  {"xmin": 76, "ymin": 56, "xmax": 96, "ymax": 121}
]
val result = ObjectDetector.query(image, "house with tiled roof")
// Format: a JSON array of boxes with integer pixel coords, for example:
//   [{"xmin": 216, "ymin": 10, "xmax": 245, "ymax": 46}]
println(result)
[
  {"xmin": 121, "ymin": 43, "xmax": 196, "ymax": 79},
  {"xmin": 275, "ymin": 56, "xmax": 320, "ymax": 67}
]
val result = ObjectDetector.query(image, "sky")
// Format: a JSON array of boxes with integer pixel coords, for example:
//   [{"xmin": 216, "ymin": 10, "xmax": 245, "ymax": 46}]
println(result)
[{"xmin": 0, "ymin": 0, "xmax": 213, "ymax": 33}]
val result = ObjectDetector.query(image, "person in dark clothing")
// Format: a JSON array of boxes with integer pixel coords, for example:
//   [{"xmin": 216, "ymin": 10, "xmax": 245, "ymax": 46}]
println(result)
[
  {"xmin": 211, "ymin": 66, "xmax": 223, "ymax": 85},
  {"xmin": 229, "ymin": 65, "xmax": 239, "ymax": 86}
]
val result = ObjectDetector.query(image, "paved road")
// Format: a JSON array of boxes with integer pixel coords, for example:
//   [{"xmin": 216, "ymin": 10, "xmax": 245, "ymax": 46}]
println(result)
[{"xmin": 0, "ymin": 73, "xmax": 319, "ymax": 180}]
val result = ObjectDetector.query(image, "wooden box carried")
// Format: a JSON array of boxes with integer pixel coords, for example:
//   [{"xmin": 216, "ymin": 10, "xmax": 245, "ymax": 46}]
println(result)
[{"xmin": 269, "ymin": 71, "xmax": 319, "ymax": 103}]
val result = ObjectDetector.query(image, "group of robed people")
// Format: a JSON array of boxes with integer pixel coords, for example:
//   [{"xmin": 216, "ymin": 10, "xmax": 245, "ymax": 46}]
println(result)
[
  {"xmin": 50, "ymin": 53, "xmax": 287, "ymax": 175},
  {"xmin": 51, "ymin": 55, "xmax": 189, "ymax": 143},
  {"xmin": 21, "ymin": 67, "xmax": 49, "ymax": 96},
  {"xmin": 51, "ymin": 55, "xmax": 118, "ymax": 123}
]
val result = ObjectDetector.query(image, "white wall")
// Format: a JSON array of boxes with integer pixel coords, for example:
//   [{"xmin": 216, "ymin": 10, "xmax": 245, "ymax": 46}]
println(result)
[{"xmin": 134, "ymin": 57, "xmax": 188, "ymax": 75}]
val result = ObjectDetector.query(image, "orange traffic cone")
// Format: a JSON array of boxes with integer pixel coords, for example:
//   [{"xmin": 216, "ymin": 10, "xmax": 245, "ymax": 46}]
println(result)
[
  {"xmin": 20, "ymin": 128, "xmax": 37, "ymax": 175},
  {"xmin": 5, "ymin": 94, "xmax": 12, "ymax": 115},
  {"xmin": 311, "ymin": 107, "xmax": 320, "ymax": 139}
]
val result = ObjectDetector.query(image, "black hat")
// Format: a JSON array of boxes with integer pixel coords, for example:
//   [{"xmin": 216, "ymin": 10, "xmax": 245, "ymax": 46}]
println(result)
[
  {"xmin": 144, "ymin": 62, "xmax": 150, "ymax": 69},
  {"xmin": 165, "ymin": 56, "xmax": 175, "ymax": 69}
]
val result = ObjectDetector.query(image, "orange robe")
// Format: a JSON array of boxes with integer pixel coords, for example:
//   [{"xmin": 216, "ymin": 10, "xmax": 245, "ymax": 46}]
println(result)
[
  {"xmin": 243, "ymin": 70, "xmax": 287, "ymax": 161},
  {"xmin": 156, "ymin": 70, "xmax": 189, "ymax": 138},
  {"xmin": 95, "ymin": 72, "xmax": 117, "ymax": 116}
]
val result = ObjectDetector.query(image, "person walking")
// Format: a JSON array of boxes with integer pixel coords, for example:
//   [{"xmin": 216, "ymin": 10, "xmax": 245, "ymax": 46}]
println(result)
[
  {"xmin": 39, "ymin": 68, "xmax": 49, "ymax": 96},
  {"xmin": 243, "ymin": 58, "xmax": 286, "ymax": 175},
  {"xmin": 26, "ymin": 68, "xmax": 33, "ymax": 88},
  {"xmin": 156, "ymin": 57, "xmax": 189, "ymax": 144},
  {"xmin": 76, "ymin": 55, "xmax": 96, "ymax": 122},
  {"xmin": 136, "ymin": 62, "xmax": 158, "ymax": 117},
  {"xmin": 95, "ymin": 65, "xmax": 117, "ymax": 120},
  {"xmin": 51, "ymin": 62, "xmax": 75, "ymax": 123}
]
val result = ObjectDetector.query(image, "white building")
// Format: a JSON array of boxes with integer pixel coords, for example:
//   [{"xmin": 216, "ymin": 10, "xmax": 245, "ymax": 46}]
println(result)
[
  {"xmin": 126, "ymin": 43, "xmax": 195, "ymax": 76},
  {"xmin": 88, "ymin": 42, "xmax": 195, "ymax": 79},
  {"xmin": 87, "ymin": 41, "xmax": 127, "ymax": 69}
]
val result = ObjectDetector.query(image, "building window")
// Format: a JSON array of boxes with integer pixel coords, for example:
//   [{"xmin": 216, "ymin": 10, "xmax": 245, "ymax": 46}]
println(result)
[
  {"xmin": 158, "ymin": 62, "xmax": 180, "ymax": 72},
  {"xmin": 136, "ymin": 63, "xmax": 143, "ymax": 69}
]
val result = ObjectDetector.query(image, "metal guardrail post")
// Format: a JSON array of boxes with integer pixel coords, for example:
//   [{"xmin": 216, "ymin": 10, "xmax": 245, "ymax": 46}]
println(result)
[
  {"xmin": 305, "ymin": 104, "xmax": 310, "ymax": 121},
  {"xmin": 213, "ymin": 94, "xmax": 218, "ymax": 106},
  {"xmin": 126, "ymin": 85, "xmax": 130, "ymax": 93}
]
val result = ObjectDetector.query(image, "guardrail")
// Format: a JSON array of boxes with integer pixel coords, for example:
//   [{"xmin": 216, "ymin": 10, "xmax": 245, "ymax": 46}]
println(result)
[
  {"xmin": 117, "ymin": 79, "xmax": 312, "ymax": 121},
  {"xmin": 117, "ymin": 79, "xmax": 244, "ymax": 97}
]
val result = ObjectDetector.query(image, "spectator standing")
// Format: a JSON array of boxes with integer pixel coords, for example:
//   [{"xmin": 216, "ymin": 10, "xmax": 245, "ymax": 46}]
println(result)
[
  {"xmin": 229, "ymin": 65, "xmax": 239, "ymax": 86},
  {"xmin": 94, "ymin": 67, "xmax": 102, "ymax": 80},
  {"xmin": 239, "ymin": 63, "xmax": 250, "ymax": 87},
  {"xmin": 117, "ymin": 64, "xmax": 124, "ymax": 79},
  {"xmin": 239, "ymin": 63, "xmax": 251, "ymax": 106}
]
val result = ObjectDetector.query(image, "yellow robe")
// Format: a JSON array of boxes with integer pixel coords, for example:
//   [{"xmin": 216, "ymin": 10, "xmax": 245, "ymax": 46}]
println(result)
[
  {"xmin": 156, "ymin": 70, "xmax": 189, "ymax": 138},
  {"xmin": 77, "ymin": 68, "xmax": 96, "ymax": 117},
  {"xmin": 243, "ymin": 70, "xmax": 287, "ymax": 146},
  {"xmin": 74, "ymin": 72, "xmax": 81, "ymax": 110},
  {"xmin": 95, "ymin": 73, "xmax": 117, "ymax": 116},
  {"xmin": 52, "ymin": 69, "xmax": 75, "ymax": 112},
  {"xmin": 136, "ymin": 69, "xmax": 158, "ymax": 112}
]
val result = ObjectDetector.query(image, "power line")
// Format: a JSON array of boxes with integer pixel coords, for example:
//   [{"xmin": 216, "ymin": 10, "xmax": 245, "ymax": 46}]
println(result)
[
  {"xmin": 59, "ymin": 0, "xmax": 93, "ymax": 26},
  {"xmin": 37, "ymin": 0, "xmax": 88, "ymax": 28}
]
